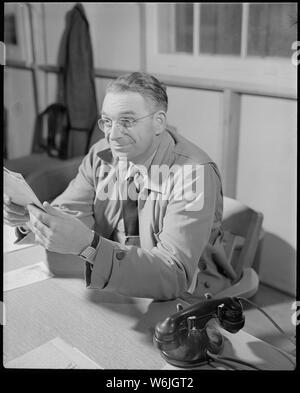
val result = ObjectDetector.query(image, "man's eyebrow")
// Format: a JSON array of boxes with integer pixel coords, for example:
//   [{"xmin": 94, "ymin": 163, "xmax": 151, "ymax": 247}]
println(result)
[{"xmin": 101, "ymin": 110, "xmax": 137, "ymax": 117}]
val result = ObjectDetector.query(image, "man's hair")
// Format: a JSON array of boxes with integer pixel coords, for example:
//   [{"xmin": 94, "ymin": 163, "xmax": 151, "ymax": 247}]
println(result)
[{"xmin": 106, "ymin": 72, "xmax": 168, "ymax": 112}]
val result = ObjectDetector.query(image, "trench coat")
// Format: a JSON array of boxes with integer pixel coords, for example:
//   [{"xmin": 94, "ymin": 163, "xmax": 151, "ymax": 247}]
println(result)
[{"xmin": 50, "ymin": 128, "xmax": 235, "ymax": 300}]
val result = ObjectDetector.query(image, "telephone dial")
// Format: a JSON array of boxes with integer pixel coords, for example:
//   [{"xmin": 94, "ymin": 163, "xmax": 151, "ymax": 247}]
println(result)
[{"xmin": 153, "ymin": 297, "xmax": 245, "ymax": 368}]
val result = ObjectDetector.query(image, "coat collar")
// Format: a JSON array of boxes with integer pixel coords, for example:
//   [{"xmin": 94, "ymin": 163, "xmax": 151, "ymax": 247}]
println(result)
[{"xmin": 96, "ymin": 129, "xmax": 176, "ymax": 194}]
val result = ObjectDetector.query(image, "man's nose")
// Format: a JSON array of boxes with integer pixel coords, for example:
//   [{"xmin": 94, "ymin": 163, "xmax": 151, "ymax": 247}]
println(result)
[{"xmin": 109, "ymin": 122, "xmax": 123, "ymax": 140}]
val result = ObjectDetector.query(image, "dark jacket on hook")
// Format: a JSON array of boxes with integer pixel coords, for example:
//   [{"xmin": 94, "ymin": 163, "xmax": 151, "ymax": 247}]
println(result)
[{"xmin": 57, "ymin": 3, "xmax": 99, "ymax": 158}]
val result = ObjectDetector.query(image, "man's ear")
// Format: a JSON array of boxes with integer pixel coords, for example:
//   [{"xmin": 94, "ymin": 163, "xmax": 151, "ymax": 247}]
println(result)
[{"xmin": 154, "ymin": 111, "xmax": 167, "ymax": 135}]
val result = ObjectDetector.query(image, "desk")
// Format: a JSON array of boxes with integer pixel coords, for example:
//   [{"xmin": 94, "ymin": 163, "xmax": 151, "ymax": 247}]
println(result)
[{"xmin": 3, "ymin": 244, "xmax": 296, "ymax": 370}]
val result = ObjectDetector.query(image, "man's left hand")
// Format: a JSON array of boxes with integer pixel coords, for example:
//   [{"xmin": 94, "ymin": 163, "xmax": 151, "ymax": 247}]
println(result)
[{"xmin": 27, "ymin": 202, "xmax": 94, "ymax": 255}]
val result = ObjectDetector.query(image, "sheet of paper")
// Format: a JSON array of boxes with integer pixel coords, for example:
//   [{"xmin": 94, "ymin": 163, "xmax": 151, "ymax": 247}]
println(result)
[
  {"xmin": 3, "ymin": 224, "xmax": 33, "ymax": 253},
  {"xmin": 4, "ymin": 166, "xmax": 44, "ymax": 210},
  {"xmin": 4, "ymin": 337, "xmax": 103, "ymax": 369},
  {"xmin": 4, "ymin": 261, "xmax": 53, "ymax": 292}
]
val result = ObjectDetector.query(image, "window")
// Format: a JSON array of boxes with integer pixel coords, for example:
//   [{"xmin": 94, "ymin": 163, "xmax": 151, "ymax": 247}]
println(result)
[
  {"xmin": 146, "ymin": 3, "xmax": 297, "ymax": 92},
  {"xmin": 157, "ymin": 3, "xmax": 296, "ymax": 58},
  {"xmin": 247, "ymin": 3, "xmax": 297, "ymax": 58},
  {"xmin": 200, "ymin": 3, "xmax": 243, "ymax": 56},
  {"xmin": 158, "ymin": 3, "xmax": 194, "ymax": 54}
]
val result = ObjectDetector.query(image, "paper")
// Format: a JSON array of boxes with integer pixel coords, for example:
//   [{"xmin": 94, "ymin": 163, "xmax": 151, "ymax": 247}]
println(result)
[
  {"xmin": 4, "ymin": 337, "xmax": 103, "ymax": 369},
  {"xmin": 4, "ymin": 166, "xmax": 44, "ymax": 210},
  {"xmin": 4, "ymin": 262, "xmax": 53, "ymax": 292},
  {"xmin": 3, "ymin": 224, "xmax": 33, "ymax": 253}
]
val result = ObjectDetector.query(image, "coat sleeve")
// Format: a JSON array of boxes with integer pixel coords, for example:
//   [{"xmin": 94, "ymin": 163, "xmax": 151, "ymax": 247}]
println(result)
[{"xmin": 87, "ymin": 163, "xmax": 219, "ymax": 300}]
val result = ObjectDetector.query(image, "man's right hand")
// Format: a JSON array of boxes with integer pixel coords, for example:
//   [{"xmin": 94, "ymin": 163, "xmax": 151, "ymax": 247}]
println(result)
[{"xmin": 3, "ymin": 194, "xmax": 30, "ymax": 228}]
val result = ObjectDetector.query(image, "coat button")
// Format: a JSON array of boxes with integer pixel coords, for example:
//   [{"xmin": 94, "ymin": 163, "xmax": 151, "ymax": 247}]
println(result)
[
  {"xmin": 204, "ymin": 281, "xmax": 210, "ymax": 288},
  {"xmin": 116, "ymin": 250, "xmax": 126, "ymax": 260}
]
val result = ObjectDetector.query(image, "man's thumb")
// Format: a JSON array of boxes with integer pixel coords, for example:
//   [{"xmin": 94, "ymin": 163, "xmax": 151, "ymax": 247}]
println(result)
[{"xmin": 43, "ymin": 201, "xmax": 63, "ymax": 216}]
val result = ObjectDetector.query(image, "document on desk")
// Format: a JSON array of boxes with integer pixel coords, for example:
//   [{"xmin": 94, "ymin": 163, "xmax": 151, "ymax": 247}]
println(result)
[
  {"xmin": 4, "ymin": 166, "xmax": 45, "ymax": 210},
  {"xmin": 4, "ymin": 262, "xmax": 53, "ymax": 292},
  {"xmin": 4, "ymin": 337, "xmax": 103, "ymax": 369}
]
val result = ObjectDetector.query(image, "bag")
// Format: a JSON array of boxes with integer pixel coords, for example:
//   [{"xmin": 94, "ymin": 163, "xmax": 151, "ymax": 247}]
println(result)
[{"xmin": 33, "ymin": 103, "xmax": 70, "ymax": 159}]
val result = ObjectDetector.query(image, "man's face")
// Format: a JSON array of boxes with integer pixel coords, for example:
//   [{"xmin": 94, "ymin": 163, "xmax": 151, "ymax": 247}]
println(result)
[{"xmin": 101, "ymin": 91, "xmax": 157, "ymax": 162}]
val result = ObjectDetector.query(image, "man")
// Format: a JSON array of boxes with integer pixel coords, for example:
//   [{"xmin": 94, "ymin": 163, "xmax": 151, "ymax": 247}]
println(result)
[{"xmin": 4, "ymin": 72, "xmax": 236, "ymax": 300}]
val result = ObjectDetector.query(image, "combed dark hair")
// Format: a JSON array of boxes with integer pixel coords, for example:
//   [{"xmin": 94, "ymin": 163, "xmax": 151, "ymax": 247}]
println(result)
[{"xmin": 106, "ymin": 72, "xmax": 168, "ymax": 112}]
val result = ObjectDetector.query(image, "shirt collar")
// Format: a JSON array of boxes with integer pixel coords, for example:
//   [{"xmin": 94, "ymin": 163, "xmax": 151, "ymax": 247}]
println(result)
[{"xmin": 124, "ymin": 149, "xmax": 157, "ymax": 181}]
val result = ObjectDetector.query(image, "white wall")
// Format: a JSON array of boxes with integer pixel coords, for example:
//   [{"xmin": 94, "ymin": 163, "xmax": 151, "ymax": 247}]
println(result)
[
  {"xmin": 44, "ymin": 2, "xmax": 75, "ymax": 65},
  {"xmin": 4, "ymin": 68, "xmax": 35, "ymax": 159},
  {"xmin": 167, "ymin": 87, "xmax": 223, "ymax": 169},
  {"xmin": 237, "ymin": 95, "xmax": 297, "ymax": 294},
  {"xmin": 44, "ymin": 3, "xmax": 140, "ymax": 70},
  {"xmin": 84, "ymin": 3, "xmax": 141, "ymax": 71}
]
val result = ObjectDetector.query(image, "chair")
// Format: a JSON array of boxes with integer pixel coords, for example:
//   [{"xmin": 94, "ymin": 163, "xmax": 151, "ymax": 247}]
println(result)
[{"xmin": 214, "ymin": 196, "xmax": 264, "ymax": 299}]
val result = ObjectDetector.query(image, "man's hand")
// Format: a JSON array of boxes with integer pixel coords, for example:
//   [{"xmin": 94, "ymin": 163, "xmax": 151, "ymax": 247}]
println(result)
[
  {"xmin": 27, "ymin": 202, "xmax": 94, "ymax": 255},
  {"xmin": 3, "ymin": 194, "xmax": 30, "ymax": 227}
]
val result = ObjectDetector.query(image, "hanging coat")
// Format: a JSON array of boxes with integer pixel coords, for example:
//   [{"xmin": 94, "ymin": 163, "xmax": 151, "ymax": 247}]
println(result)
[{"xmin": 57, "ymin": 3, "xmax": 99, "ymax": 158}]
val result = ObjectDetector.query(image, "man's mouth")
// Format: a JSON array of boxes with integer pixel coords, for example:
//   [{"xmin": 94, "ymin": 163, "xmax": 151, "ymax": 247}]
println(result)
[{"xmin": 110, "ymin": 142, "xmax": 133, "ymax": 150}]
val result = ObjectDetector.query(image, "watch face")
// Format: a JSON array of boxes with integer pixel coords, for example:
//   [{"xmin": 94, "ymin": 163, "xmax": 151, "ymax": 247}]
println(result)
[{"xmin": 81, "ymin": 246, "xmax": 96, "ymax": 260}]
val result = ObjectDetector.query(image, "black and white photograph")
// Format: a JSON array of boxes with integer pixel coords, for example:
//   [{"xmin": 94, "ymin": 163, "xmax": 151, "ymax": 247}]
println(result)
[{"xmin": 2, "ymin": 2, "xmax": 298, "ymax": 377}]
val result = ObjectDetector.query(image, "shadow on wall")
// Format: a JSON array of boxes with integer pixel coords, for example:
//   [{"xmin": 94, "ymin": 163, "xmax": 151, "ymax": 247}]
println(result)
[{"xmin": 254, "ymin": 232, "xmax": 296, "ymax": 298}]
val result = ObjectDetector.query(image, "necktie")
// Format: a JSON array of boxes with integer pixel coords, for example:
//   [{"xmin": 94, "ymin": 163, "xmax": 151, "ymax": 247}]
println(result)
[{"xmin": 122, "ymin": 172, "xmax": 140, "ymax": 237}]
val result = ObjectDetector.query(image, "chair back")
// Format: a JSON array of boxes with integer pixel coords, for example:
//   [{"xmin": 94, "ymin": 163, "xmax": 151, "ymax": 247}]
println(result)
[{"xmin": 222, "ymin": 196, "xmax": 263, "ymax": 280}]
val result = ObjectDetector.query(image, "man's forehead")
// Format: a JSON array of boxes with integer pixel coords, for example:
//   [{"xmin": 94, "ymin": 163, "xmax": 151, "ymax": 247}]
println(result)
[{"xmin": 101, "ymin": 91, "xmax": 149, "ymax": 115}]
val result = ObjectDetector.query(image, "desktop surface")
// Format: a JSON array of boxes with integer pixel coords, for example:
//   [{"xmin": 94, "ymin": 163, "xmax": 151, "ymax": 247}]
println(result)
[{"xmin": 3, "ymin": 242, "xmax": 296, "ymax": 370}]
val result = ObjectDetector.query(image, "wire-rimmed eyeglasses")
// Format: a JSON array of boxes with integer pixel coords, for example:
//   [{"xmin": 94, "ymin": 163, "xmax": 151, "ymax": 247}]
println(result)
[{"xmin": 98, "ymin": 112, "xmax": 156, "ymax": 133}]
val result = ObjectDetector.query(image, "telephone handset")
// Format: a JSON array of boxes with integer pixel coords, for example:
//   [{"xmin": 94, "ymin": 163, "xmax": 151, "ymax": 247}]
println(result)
[{"xmin": 153, "ymin": 297, "xmax": 245, "ymax": 368}]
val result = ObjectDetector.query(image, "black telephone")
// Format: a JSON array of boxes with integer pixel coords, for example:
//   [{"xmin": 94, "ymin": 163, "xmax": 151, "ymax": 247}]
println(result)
[{"xmin": 153, "ymin": 297, "xmax": 245, "ymax": 368}]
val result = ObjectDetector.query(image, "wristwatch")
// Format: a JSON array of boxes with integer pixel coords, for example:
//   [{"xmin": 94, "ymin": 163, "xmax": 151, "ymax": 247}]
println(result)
[{"xmin": 78, "ymin": 230, "xmax": 100, "ymax": 261}]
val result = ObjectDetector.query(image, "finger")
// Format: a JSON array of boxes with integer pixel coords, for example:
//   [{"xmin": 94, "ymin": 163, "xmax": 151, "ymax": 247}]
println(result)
[
  {"xmin": 43, "ymin": 201, "xmax": 64, "ymax": 217},
  {"xmin": 25, "ymin": 220, "xmax": 34, "ymax": 232},
  {"xmin": 34, "ymin": 229, "xmax": 52, "ymax": 251},
  {"xmin": 4, "ymin": 207, "xmax": 29, "ymax": 219},
  {"xmin": 3, "ymin": 211, "xmax": 30, "ymax": 225},
  {"xmin": 32, "ymin": 218, "xmax": 51, "ymax": 238},
  {"xmin": 4, "ymin": 218, "xmax": 20, "ymax": 227},
  {"xmin": 34, "ymin": 232, "xmax": 47, "ymax": 248},
  {"xmin": 4, "ymin": 203, "xmax": 28, "ymax": 216},
  {"xmin": 28, "ymin": 205, "xmax": 52, "ymax": 227},
  {"xmin": 4, "ymin": 218, "xmax": 28, "ymax": 227},
  {"xmin": 4, "ymin": 197, "xmax": 27, "ymax": 211}
]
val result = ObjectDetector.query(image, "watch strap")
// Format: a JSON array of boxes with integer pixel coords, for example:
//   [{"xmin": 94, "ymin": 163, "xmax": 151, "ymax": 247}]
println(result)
[
  {"xmin": 90, "ymin": 230, "xmax": 100, "ymax": 249},
  {"xmin": 79, "ymin": 231, "xmax": 100, "ymax": 261}
]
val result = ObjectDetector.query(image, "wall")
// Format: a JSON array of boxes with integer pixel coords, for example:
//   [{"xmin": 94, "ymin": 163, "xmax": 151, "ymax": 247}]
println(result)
[
  {"xmin": 167, "ymin": 87, "xmax": 224, "ymax": 169},
  {"xmin": 4, "ymin": 68, "xmax": 35, "ymax": 159},
  {"xmin": 237, "ymin": 95, "xmax": 297, "ymax": 294},
  {"xmin": 4, "ymin": 3, "xmax": 297, "ymax": 295}
]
